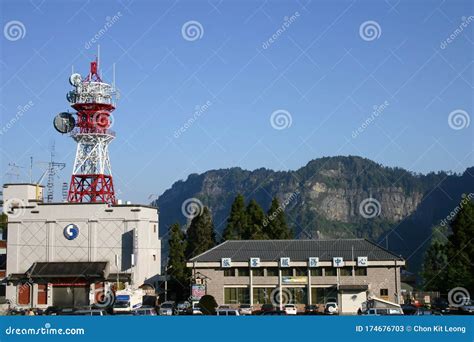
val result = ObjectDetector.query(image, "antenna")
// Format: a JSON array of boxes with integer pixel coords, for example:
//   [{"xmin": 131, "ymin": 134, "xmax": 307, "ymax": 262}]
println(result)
[
  {"xmin": 113, "ymin": 63, "xmax": 116, "ymax": 90},
  {"xmin": 97, "ymin": 44, "xmax": 101, "ymax": 78},
  {"xmin": 29, "ymin": 157, "xmax": 33, "ymax": 183},
  {"xmin": 5, "ymin": 162, "xmax": 25, "ymax": 183},
  {"xmin": 36, "ymin": 142, "xmax": 66, "ymax": 202}
]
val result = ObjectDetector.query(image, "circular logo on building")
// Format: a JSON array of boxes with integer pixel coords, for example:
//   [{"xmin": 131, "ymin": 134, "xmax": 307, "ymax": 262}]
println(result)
[{"xmin": 63, "ymin": 224, "xmax": 79, "ymax": 240}]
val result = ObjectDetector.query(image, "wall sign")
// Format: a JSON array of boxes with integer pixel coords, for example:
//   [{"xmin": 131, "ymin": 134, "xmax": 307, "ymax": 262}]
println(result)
[
  {"xmin": 221, "ymin": 258, "xmax": 232, "ymax": 268},
  {"xmin": 357, "ymin": 256, "xmax": 368, "ymax": 267},
  {"xmin": 280, "ymin": 257, "xmax": 290, "ymax": 267},
  {"xmin": 63, "ymin": 223, "xmax": 79, "ymax": 240},
  {"xmin": 309, "ymin": 257, "xmax": 319, "ymax": 267},
  {"xmin": 332, "ymin": 257, "xmax": 344, "ymax": 267},
  {"xmin": 250, "ymin": 258, "xmax": 261, "ymax": 267}
]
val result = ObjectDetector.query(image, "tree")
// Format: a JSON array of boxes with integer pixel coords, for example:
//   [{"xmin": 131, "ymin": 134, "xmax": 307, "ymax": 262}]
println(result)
[
  {"xmin": 185, "ymin": 207, "xmax": 216, "ymax": 258},
  {"xmin": 243, "ymin": 199, "xmax": 266, "ymax": 239},
  {"xmin": 199, "ymin": 295, "xmax": 218, "ymax": 315},
  {"xmin": 264, "ymin": 197, "xmax": 293, "ymax": 239},
  {"xmin": 223, "ymin": 194, "xmax": 247, "ymax": 241},
  {"xmin": 167, "ymin": 223, "xmax": 189, "ymax": 299},
  {"xmin": 421, "ymin": 241, "xmax": 448, "ymax": 291}
]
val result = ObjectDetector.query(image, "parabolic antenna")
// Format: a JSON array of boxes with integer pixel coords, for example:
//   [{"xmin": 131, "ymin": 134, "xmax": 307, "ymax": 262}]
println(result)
[
  {"xmin": 53, "ymin": 112, "xmax": 76, "ymax": 134},
  {"xmin": 69, "ymin": 73, "xmax": 82, "ymax": 86},
  {"xmin": 66, "ymin": 91, "xmax": 76, "ymax": 103}
]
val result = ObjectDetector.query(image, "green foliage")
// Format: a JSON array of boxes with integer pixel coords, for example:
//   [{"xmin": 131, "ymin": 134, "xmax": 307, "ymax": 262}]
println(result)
[
  {"xmin": 185, "ymin": 207, "xmax": 216, "ymax": 258},
  {"xmin": 168, "ymin": 223, "xmax": 190, "ymax": 300},
  {"xmin": 223, "ymin": 194, "xmax": 247, "ymax": 240},
  {"xmin": 0, "ymin": 213, "xmax": 7, "ymax": 237},
  {"xmin": 421, "ymin": 241, "xmax": 449, "ymax": 291},
  {"xmin": 199, "ymin": 295, "xmax": 218, "ymax": 315},
  {"xmin": 243, "ymin": 199, "xmax": 266, "ymax": 239},
  {"xmin": 264, "ymin": 197, "xmax": 293, "ymax": 239}
]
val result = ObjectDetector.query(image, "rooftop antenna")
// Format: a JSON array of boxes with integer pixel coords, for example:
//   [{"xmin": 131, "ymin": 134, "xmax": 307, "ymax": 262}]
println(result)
[
  {"xmin": 97, "ymin": 44, "xmax": 101, "ymax": 79},
  {"xmin": 5, "ymin": 162, "xmax": 25, "ymax": 183},
  {"xmin": 36, "ymin": 142, "xmax": 66, "ymax": 202},
  {"xmin": 29, "ymin": 157, "xmax": 33, "ymax": 183}
]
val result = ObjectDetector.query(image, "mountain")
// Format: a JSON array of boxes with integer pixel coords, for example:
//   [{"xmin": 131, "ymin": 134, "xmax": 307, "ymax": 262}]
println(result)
[{"xmin": 156, "ymin": 156, "xmax": 474, "ymax": 274}]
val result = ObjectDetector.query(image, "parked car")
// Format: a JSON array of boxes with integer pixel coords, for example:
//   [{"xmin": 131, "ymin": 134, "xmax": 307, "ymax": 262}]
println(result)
[
  {"xmin": 176, "ymin": 301, "xmax": 191, "ymax": 315},
  {"xmin": 415, "ymin": 308, "xmax": 440, "ymax": 316},
  {"xmin": 75, "ymin": 309, "xmax": 107, "ymax": 316},
  {"xmin": 216, "ymin": 308, "xmax": 240, "ymax": 316},
  {"xmin": 304, "ymin": 305, "xmax": 318, "ymax": 314},
  {"xmin": 324, "ymin": 302, "xmax": 338, "ymax": 315},
  {"xmin": 159, "ymin": 301, "xmax": 176, "ymax": 316},
  {"xmin": 133, "ymin": 306, "xmax": 157, "ymax": 316},
  {"xmin": 260, "ymin": 310, "xmax": 287, "ymax": 315},
  {"xmin": 401, "ymin": 304, "xmax": 418, "ymax": 315},
  {"xmin": 431, "ymin": 297, "xmax": 450, "ymax": 314},
  {"xmin": 239, "ymin": 304, "xmax": 253, "ymax": 315},
  {"xmin": 460, "ymin": 300, "xmax": 474, "ymax": 314},
  {"xmin": 191, "ymin": 302, "xmax": 202, "ymax": 315},
  {"xmin": 284, "ymin": 304, "xmax": 297, "ymax": 315},
  {"xmin": 364, "ymin": 307, "xmax": 404, "ymax": 315},
  {"xmin": 260, "ymin": 304, "xmax": 276, "ymax": 313}
]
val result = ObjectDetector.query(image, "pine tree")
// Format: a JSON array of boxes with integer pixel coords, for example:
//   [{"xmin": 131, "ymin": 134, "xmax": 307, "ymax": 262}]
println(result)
[
  {"xmin": 185, "ymin": 207, "xmax": 216, "ymax": 258},
  {"xmin": 168, "ymin": 223, "xmax": 190, "ymax": 300},
  {"xmin": 223, "ymin": 194, "xmax": 247, "ymax": 241},
  {"xmin": 243, "ymin": 199, "xmax": 266, "ymax": 240},
  {"xmin": 421, "ymin": 241, "xmax": 448, "ymax": 291},
  {"xmin": 264, "ymin": 197, "xmax": 293, "ymax": 239}
]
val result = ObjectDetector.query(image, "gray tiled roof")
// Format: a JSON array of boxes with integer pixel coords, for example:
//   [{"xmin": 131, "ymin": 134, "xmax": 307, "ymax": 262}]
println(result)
[{"xmin": 189, "ymin": 239, "xmax": 403, "ymax": 262}]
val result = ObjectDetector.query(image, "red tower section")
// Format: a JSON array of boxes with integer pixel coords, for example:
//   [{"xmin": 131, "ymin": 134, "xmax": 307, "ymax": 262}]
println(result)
[{"xmin": 66, "ymin": 60, "xmax": 117, "ymax": 204}]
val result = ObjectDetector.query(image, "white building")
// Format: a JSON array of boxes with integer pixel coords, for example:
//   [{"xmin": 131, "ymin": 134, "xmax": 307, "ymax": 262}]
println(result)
[{"xmin": 3, "ymin": 183, "xmax": 161, "ymax": 308}]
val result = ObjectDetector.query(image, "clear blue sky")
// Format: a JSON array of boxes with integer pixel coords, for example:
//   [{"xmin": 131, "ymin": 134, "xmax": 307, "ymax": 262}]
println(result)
[{"xmin": 1, "ymin": 0, "xmax": 473, "ymax": 203}]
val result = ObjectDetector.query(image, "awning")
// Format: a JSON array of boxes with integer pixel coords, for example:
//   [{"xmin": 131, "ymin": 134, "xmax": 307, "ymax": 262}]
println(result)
[
  {"xmin": 26, "ymin": 262, "xmax": 109, "ymax": 280},
  {"xmin": 339, "ymin": 285, "xmax": 369, "ymax": 291},
  {"xmin": 106, "ymin": 273, "xmax": 131, "ymax": 283}
]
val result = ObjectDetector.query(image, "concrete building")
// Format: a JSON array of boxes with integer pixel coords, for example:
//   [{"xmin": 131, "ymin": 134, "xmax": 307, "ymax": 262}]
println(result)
[
  {"xmin": 3, "ymin": 183, "xmax": 161, "ymax": 309},
  {"xmin": 187, "ymin": 239, "xmax": 404, "ymax": 314}
]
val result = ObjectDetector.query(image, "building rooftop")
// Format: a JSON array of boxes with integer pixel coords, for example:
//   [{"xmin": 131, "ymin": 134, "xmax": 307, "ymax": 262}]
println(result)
[{"xmin": 189, "ymin": 239, "xmax": 403, "ymax": 262}]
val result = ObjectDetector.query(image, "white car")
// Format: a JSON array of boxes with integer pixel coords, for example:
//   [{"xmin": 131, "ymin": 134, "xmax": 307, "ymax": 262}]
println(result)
[
  {"xmin": 159, "ymin": 301, "xmax": 175, "ymax": 316},
  {"xmin": 324, "ymin": 302, "xmax": 338, "ymax": 315},
  {"xmin": 239, "ymin": 304, "xmax": 253, "ymax": 315},
  {"xmin": 216, "ymin": 308, "xmax": 240, "ymax": 316},
  {"xmin": 191, "ymin": 302, "xmax": 202, "ymax": 315},
  {"xmin": 284, "ymin": 304, "xmax": 297, "ymax": 315}
]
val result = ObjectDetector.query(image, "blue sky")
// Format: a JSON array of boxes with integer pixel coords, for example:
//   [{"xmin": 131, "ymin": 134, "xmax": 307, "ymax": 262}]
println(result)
[{"xmin": 1, "ymin": 0, "xmax": 473, "ymax": 203}]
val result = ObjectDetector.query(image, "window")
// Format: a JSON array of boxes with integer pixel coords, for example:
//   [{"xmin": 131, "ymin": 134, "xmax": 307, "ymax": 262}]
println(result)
[
  {"xmin": 224, "ymin": 287, "xmax": 249, "ymax": 304},
  {"xmin": 237, "ymin": 268, "xmax": 249, "ymax": 277},
  {"xmin": 325, "ymin": 268, "xmax": 336, "ymax": 276},
  {"xmin": 153, "ymin": 224, "xmax": 157, "ymax": 233},
  {"xmin": 311, "ymin": 268, "xmax": 323, "ymax": 276},
  {"xmin": 281, "ymin": 268, "xmax": 293, "ymax": 277},
  {"xmin": 295, "ymin": 268, "xmax": 306, "ymax": 276},
  {"xmin": 285, "ymin": 287, "xmax": 307, "ymax": 304},
  {"xmin": 253, "ymin": 287, "xmax": 274, "ymax": 304},
  {"xmin": 252, "ymin": 269, "xmax": 264, "ymax": 277},
  {"xmin": 224, "ymin": 269, "xmax": 235, "ymax": 277},
  {"xmin": 311, "ymin": 287, "xmax": 337, "ymax": 304},
  {"xmin": 355, "ymin": 267, "xmax": 367, "ymax": 276},
  {"xmin": 380, "ymin": 289, "xmax": 389, "ymax": 297},
  {"xmin": 266, "ymin": 268, "xmax": 279, "ymax": 277},
  {"xmin": 340, "ymin": 267, "xmax": 352, "ymax": 276}
]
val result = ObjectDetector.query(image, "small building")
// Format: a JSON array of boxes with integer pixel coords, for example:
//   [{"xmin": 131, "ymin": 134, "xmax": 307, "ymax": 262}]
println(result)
[
  {"xmin": 186, "ymin": 239, "xmax": 404, "ymax": 314},
  {"xmin": 3, "ymin": 183, "xmax": 161, "ymax": 309}
]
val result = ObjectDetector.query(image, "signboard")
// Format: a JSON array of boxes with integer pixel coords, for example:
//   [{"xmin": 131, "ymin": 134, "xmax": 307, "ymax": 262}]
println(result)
[
  {"xmin": 280, "ymin": 257, "xmax": 290, "ymax": 267},
  {"xmin": 63, "ymin": 223, "xmax": 79, "ymax": 240},
  {"xmin": 221, "ymin": 258, "xmax": 232, "ymax": 268},
  {"xmin": 309, "ymin": 257, "xmax": 319, "ymax": 267},
  {"xmin": 333, "ymin": 257, "xmax": 344, "ymax": 267},
  {"xmin": 357, "ymin": 256, "xmax": 368, "ymax": 267},
  {"xmin": 282, "ymin": 276, "xmax": 308, "ymax": 284},
  {"xmin": 191, "ymin": 284, "xmax": 206, "ymax": 300},
  {"xmin": 250, "ymin": 258, "xmax": 261, "ymax": 267}
]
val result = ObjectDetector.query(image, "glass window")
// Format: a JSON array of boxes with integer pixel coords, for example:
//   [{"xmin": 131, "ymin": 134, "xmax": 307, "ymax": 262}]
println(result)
[
  {"xmin": 325, "ymin": 268, "xmax": 336, "ymax": 276},
  {"xmin": 311, "ymin": 268, "xmax": 323, "ymax": 276},
  {"xmin": 253, "ymin": 287, "xmax": 274, "ymax": 304},
  {"xmin": 295, "ymin": 268, "xmax": 306, "ymax": 276},
  {"xmin": 355, "ymin": 267, "xmax": 367, "ymax": 276},
  {"xmin": 380, "ymin": 289, "xmax": 388, "ymax": 297},
  {"xmin": 266, "ymin": 268, "xmax": 278, "ymax": 277},
  {"xmin": 252, "ymin": 269, "xmax": 264, "ymax": 277},
  {"xmin": 311, "ymin": 287, "xmax": 337, "ymax": 304},
  {"xmin": 237, "ymin": 268, "xmax": 249, "ymax": 277},
  {"xmin": 285, "ymin": 287, "xmax": 307, "ymax": 304},
  {"xmin": 224, "ymin": 288, "xmax": 249, "ymax": 304},
  {"xmin": 340, "ymin": 267, "xmax": 352, "ymax": 276},
  {"xmin": 281, "ymin": 268, "xmax": 293, "ymax": 277},
  {"xmin": 224, "ymin": 269, "xmax": 234, "ymax": 277}
]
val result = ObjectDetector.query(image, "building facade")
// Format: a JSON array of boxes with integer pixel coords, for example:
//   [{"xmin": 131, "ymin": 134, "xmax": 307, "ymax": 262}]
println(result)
[
  {"xmin": 187, "ymin": 239, "xmax": 404, "ymax": 314},
  {"xmin": 3, "ymin": 183, "xmax": 161, "ymax": 309}
]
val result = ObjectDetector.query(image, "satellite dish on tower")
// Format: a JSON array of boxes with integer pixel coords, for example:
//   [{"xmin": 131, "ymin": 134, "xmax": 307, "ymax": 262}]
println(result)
[
  {"xmin": 69, "ymin": 73, "xmax": 82, "ymax": 87},
  {"xmin": 53, "ymin": 112, "xmax": 76, "ymax": 134},
  {"xmin": 66, "ymin": 91, "xmax": 76, "ymax": 103}
]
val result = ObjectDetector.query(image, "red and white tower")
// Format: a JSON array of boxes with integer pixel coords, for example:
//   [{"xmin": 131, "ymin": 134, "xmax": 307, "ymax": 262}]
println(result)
[{"xmin": 65, "ymin": 59, "xmax": 117, "ymax": 204}]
